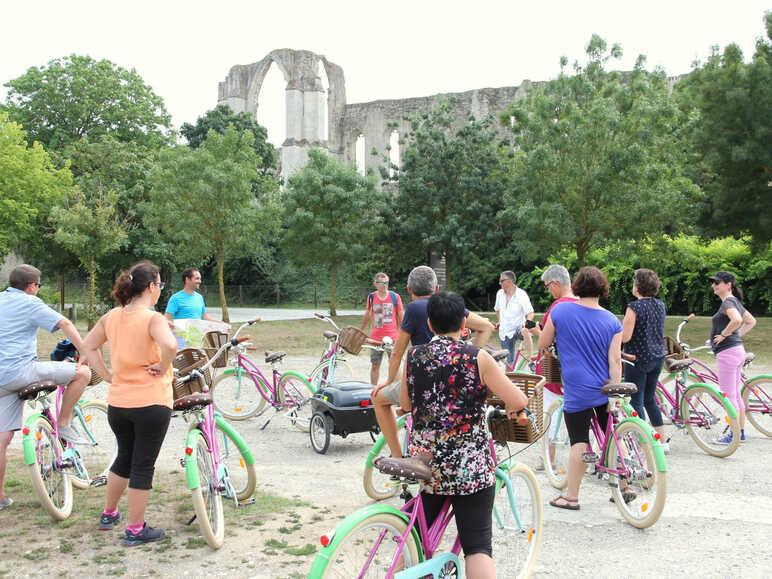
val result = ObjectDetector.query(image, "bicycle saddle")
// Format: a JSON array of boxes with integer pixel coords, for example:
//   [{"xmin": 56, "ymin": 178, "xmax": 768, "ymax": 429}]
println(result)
[
  {"xmin": 490, "ymin": 349, "xmax": 509, "ymax": 362},
  {"xmin": 323, "ymin": 331, "xmax": 337, "ymax": 340},
  {"xmin": 665, "ymin": 358, "xmax": 693, "ymax": 373},
  {"xmin": 744, "ymin": 353, "xmax": 755, "ymax": 366},
  {"xmin": 374, "ymin": 454, "xmax": 433, "ymax": 482},
  {"xmin": 17, "ymin": 380, "xmax": 58, "ymax": 400},
  {"xmin": 173, "ymin": 392, "xmax": 213, "ymax": 411},
  {"xmin": 601, "ymin": 382, "xmax": 637, "ymax": 396},
  {"xmin": 264, "ymin": 351, "xmax": 287, "ymax": 363}
]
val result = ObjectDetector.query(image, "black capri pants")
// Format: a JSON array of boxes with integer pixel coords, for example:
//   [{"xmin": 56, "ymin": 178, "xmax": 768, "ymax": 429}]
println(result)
[
  {"xmin": 422, "ymin": 485, "xmax": 496, "ymax": 558},
  {"xmin": 563, "ymin": 403, "xmax": 609, "ymax": 446},
  {"xmin": 108, "ymin": 405, "xmax": 172, "ymax": 490}
]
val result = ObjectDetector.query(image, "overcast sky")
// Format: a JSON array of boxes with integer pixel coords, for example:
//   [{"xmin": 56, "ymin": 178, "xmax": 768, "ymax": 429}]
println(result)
[{"xmin": 1, "ymin": 0, "xmax": 769, "ymax": 145}]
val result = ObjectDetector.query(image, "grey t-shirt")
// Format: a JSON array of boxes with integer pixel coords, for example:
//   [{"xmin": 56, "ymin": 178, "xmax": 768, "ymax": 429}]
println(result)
[{"xmin": 710, "ymin": 296, "xmax": 745, "ymax": 354}]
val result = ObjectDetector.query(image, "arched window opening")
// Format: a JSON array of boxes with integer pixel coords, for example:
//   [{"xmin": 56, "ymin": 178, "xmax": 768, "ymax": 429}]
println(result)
[
  {"xmin": 355, "ymin": 134, "xmax": 366, "ymax": 175},
  {"xmin": 256, "ymin": 62, "xmax": 286, "ymax": 147},
  {"xmin": 388, "ymin": 130, "xmax": 400, "ymax": 177}
]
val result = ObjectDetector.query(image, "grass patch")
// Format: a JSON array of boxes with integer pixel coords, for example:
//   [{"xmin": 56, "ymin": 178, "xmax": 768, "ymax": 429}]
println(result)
[
  {"xmin": 184, "ymin": 537, "xmax": 207, "ymax": 549},
  {"xmin": 265, "ymin": 539, "xmax": 288, "ymax": 549},
  {"xmin": 59, "ymin": 539, "xmax": 74, "ymax": 553},
  {"xmin": 23, "ymin": 547, "xmax": 48, "ymax": 561},
  {"xmin": 285, "ymin": 543, "xmax": 316, "ymax": 556}
]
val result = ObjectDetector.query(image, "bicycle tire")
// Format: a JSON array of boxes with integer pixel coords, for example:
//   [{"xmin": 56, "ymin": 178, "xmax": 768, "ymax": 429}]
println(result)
[
  {"xmin": 742, "ymin": 377, "xmax": 772, "ymax": 438},
  {"xmin": 681, "ymin": 384, "xmax": 740, "ymax": 457},
  {"xmin": 309, "ymin": 358, "xmax": 355, "ymax": 389},
  {"xmin": 363, "ymin": 414, "xmax": 409, "ymax": 500},
  {"xmin": 493, "ymin": 463, "xmax": 543, "ymax": 578},
  {"xmin": 278, "ymin": 372, "xmax": 315, "ymax": 432},
  {"xmin": 214, "ymin": 419, "xmax": 257, "ymax": 501},
  {"xmin": 189, "ymin": 430, "xmax": 225, "ymax": 549},
  {"xmin": 69, "ymin": 400, "xmax": 116, "ymax": 489},
  {"xmin": 314, "ymin": 512, "xmax": 421, "ymax": 578},
  {"xmin": 211, "ymin": 369, "xmax": 268, "ymax": 421},
  {"xmin": 606, "ymin": 420, "xmax": 667, "ymax": 529},
  {"xmin": 310, "ymin": 412, "xmax": 331, "ymax": 454},
  {"xmin": 542, "ymin": 399, "xmax": 569, "ymax": 489},
  {"xmin": 27, "ymin": 417, "xmax": 73, "ymax": 520}
]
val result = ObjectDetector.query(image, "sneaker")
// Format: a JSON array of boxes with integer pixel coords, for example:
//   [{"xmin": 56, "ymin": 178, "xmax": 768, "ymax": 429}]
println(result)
[
  {"xmin": 58, "ymin": 425, "xmax": 89, "ymax": 445},
  {"xmin": 122, "ymin": 523, "xmax": 165, "ymax": 547},
  {"xmin": 0, "ymin": 497, "xmax": 13, "ymax": 510},
  {"xmin": 660, "ymin": 442, "xmax": 670, "ymax": 455},
  {"xmin": 740, "ymin": 430, "xmax": 746, "ymax": 442},
  {"xmin": 715, "ymin": 431, "xmax": 734, "ymax": 444},
  {"xmin": 99, "ymin": 511, "xmax": 122, "ymax": 531}
]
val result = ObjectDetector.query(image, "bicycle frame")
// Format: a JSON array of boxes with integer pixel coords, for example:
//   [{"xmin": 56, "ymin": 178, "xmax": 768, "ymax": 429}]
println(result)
[{"xmin": 228, "ymin": 352, "xmax": 296, "ymax": 409}]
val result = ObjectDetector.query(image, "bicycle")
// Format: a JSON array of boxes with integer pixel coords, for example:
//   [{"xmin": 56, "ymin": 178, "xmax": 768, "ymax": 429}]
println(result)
[
  {"xmin": 173, "ymin": 336, "xmax": 258, "ymax": 549},
  {"xmin": 209, "ymin": 319, "xmax": 315, "ymax": 431},
  {"xmin": 541, "ymin": 382, "xmax": 667, "ymax": 529},
  {"xmin": 657, "ymin": 314, "xmax": 771, "ymax": 439},
  {"xmin": 20, "ymin": 379, "xmax": 116, "ymax": 520},
  {"xmin": 310, "ymin": 406, "xmax": 543, "ymax": 578},
  {"xmin": 652, "ymin": 315, "xmax": 742, "ymax": 456},
  {"xmin": 308, "ymin": 313, "xmax": 357, "ymax": 389}
]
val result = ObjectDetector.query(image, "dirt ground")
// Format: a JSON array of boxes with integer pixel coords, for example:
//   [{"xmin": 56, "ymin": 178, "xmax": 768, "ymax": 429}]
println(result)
[{"xmin": 1, "ymin": 355, "xmax": 771, "ymax": 578}]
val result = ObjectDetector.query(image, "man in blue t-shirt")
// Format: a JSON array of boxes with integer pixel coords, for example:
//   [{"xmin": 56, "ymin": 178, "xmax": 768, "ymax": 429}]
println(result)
[
  {"xmin": 371, "ymin": 265, "xmax": 495, "ymax": 459},
  {"xmin": 164, "ymin": 268, "xmax": 221, "ymax": 322}
]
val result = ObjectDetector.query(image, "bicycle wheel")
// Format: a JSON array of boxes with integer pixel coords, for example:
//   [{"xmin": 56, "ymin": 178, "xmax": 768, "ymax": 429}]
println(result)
[
  {"xmin": 606, "ymin": 420, "xmax": 666, "ymax": 529},
  {"xmin": 310, "ymin": 358, "xmax": 355, "ymax": 389},
  {"xmin": 493, "ymin": 463, "xmax": 543, "ymax": 578},
  {"xmin": 315, "ymin": 512, "xmax": 421, "ymax": 578},
  {"xmin": 743, "ymin": 378, "xmax": 772, "ymax": 438},
  {"xmin": 681, "ymin": 384, "xmax": 740, "ymax": 457},
  {"xmin": 310, "ymin": 412, "xmax": 331, "ymax": 454},
  {"xmin": 70, "ymin": 400, "xmax": 116, "ymax": 489},
  {"xmin": 211, "ymin": 369, "xmax": 267, "ymax": 421},
  {"xmin": 278, "ymin": 372, "xmax": 315, "ymax": 432},
  {"xmin": 363, "ymin": 415, "xmax": 408, "ymax": 500},
  {"xmin": 542, "ymin": 399, "xmax": 569, "ymax": 489},
  {"xmin": 214, "ymin": 420, "xmax": 257, "ymax": 501},
  {"xmin": 27, "ymin": 417, "xmax": 73, "ymax": 520},
  {"xmin": 189, "ymin": 430, "xmax": 225, "ymax": 549}
]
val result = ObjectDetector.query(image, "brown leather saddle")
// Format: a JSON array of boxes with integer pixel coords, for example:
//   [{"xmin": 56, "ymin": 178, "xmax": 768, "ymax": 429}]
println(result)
[
  {"xmin": 490, "ymin": 349, "xmax": 509, "ymax": 362},
  {"xmin": 601, "ymin": 382, "xmax": 638, "ymax": 396},
  {"xmin": 323, "ymin": 331, "xmax": 338, "ymax": 341},
  {"xmin": 173, "ymin": 392, "xmax": 213, "ymax": 411},
  {"xmin": 373, "ymin": 454, "xmax": 433, "ymax": 482},
  {"xmin": 17, "ymin": 380, "xmax": 59, "ymax": 401},
  {"xmin": 265, "ymin": 351, "xmax": 287, "ymax": 364},
  {"xmin": 665, "ymin": 358, "xmax": 693, "ymax": 373}
]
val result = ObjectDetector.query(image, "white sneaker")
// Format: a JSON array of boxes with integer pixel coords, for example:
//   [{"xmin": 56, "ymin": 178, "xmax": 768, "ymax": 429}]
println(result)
[
  {"xmin": 0, "ymin": 497, "xmax": 13, "ymax": 510},
  {"xmin": 660, "ymin": 442, "xmax": 670, "ymax": 454},
  {"xmin": 58, "ymin": 425, "xmax": 89, "ymax": 445}
]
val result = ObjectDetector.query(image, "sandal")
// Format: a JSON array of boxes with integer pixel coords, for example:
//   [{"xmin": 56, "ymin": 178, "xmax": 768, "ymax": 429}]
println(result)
[
  {"xmin": 610, "ymin": 489, "xmax": 637, "ymax": 504},
  {"xmin": 550, "ymin": 495, "xmax": 580, "ymax": 510}
]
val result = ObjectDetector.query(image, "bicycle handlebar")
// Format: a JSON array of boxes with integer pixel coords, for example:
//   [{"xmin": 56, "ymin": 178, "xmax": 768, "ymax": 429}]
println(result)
[
  {"xmin": 485, "ymin": 404, "xmax": 531, "ymax": 426},
  {"xmin": 675, "ymin": 313, "xmax": 696, "ymax": 345},
  {"xmin": 176, "ymin": 335, "xmax": 251, "ymax": 384}
]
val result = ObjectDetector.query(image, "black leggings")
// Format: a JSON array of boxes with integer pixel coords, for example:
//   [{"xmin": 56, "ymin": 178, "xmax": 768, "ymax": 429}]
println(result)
[
  {"xmin": 421, "ymin": 485, "xmax": 496, "ymax": 558},
  {"xmin": 564, "ymin": 404, "xmax": 609, "ymax": 446},
  {"xmin": 108, "ymin": 405, "xmax": 171, "ymax": 490}
]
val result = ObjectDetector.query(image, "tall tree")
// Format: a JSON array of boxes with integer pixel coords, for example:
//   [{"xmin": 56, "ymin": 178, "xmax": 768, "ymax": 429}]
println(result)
[
  {"xmin": 390, "ymin": 99, "xmax": 510, "ymax": 290},
  {"xmin": 3, "ymin": 54, "xmax": 171, "ymax": 152},
  {"xmin": 282, "ymin": 149, "xmax": 383, "ymax": 315},
  {"xmin": 147, "ymin": 127, "xmax": 279, "ymax": 322},
  {"xmin": 675, "ymin": 12, "xmax": 772, "ymax": 249},
  {"xmin": 0, "ymin": 113, "xmax": 72, "ymax": 256},
  {"xmin": 502, "ymin": 36, "xmax": 698, "ymax": 267}
]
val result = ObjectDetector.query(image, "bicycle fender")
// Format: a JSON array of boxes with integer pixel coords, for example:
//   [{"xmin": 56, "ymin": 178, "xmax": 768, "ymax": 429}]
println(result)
[
  {"xmin": 308, "ymin": 504, "xmax": 424, "ymax": 578},
  {"xmin": 743, "ymin": 375, "xmax": 772, "ymax": 393},
  {"xmin": 609, "ymin": 417, "xmax": 668, "ymax": 472},
  {"xmin": 184, "ymin": 428, "xmax": 203, "ymax": 490},
  {"xmin": 214, "ymin": 414, "xmax": 255, "ymax": 466},
  {"xmin": 22, "ymin": 413, "xmax": 46, "ymax": 465},
  {"xmin": 279, "ymin": 370, "xmax": 315, "ymax": 392},
  {"xmin": 365, "ymin": 413, "xmax": 409, "ymax": 468},
  {"xmin": 684, "ymin": 382, "xmax": 739, "ymax": 419}
]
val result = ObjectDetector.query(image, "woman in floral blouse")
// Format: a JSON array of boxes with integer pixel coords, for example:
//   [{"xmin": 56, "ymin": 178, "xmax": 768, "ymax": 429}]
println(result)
[{"xmin": 400, "ymin": 291, "xmax": 528, "ymax": 579}]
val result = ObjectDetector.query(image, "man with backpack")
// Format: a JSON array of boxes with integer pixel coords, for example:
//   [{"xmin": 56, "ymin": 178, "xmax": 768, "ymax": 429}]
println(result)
[{"xmin": 360, "ymin": 272, "xmax": 404, "ymax": 385}]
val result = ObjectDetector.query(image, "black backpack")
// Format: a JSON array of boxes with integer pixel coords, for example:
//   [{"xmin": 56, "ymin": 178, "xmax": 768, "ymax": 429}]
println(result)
[{"xmin": 50, "ymin": 340, "xmax": 77, "ymax": 362}]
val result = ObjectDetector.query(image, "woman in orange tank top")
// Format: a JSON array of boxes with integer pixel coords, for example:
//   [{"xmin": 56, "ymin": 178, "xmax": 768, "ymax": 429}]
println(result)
[{"xmin": 82, "ymin": 261, "xmax": 177, "ymax": 547}]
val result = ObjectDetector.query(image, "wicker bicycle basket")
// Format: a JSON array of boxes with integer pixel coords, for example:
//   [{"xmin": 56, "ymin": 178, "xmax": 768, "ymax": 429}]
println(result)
[
  {"xmin": 87, "ymin": 368, "xmax": 104, "ymax": 386},
  {"xmin": 663, "ymin": 336, "xmax": 685, "ymax": 372},
  {"xmin": 487, "ymin": 372, "xmax": 544, "ymax": 443},
  {"xmin": 172, "ymin": 348, "xmax": 212, "ymax": 401},
  {"xmin": 202, "ymin": 330, "xmax": 229, "ymax": 369},
  {"xmin": 540, "ymin": 353, "xmax": 563, "ymax": 384},
  {"xmin": 338, "ymin": 326, "xmax": 368, "ymax": 355}
]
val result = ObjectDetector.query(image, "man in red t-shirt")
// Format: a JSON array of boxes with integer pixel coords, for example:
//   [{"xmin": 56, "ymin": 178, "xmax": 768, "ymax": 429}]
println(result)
[{"xmin": 361, "ymin": 272, "xmax": 404, "ymax": 385}]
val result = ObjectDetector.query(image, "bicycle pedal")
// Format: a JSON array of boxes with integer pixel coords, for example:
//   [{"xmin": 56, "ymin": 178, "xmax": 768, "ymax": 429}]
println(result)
[
  {"xmin": 238, "ymin": 498, "xmax": 256, "ymax": 507},
  {"xmin": 581, "ymin": 452, "xmax": 599, "ymax": 463},
  {"xmin": 90, "ymin": 476, "xmax": 107, "ymax": 487},
  {"xmin": 179, "ymin": 458, "xmax": 186, "ymax": 468}
]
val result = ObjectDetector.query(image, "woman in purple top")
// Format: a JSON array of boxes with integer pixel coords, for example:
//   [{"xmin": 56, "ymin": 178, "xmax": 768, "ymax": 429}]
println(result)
[
  {"xmin": 708, "ymin": 271, "xmax": 756, "ymax": 444},
  {"xmin": 538, "ymin": 266, "xmax": 623, "ymax": 510}
]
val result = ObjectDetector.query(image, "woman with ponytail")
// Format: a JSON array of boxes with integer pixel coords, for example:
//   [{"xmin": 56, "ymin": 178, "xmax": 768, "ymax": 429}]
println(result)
[
  {"xmin": 708, "ymin": 271, "xmax": 756, "ymax": 444},
  {"xmin": 81, "ymin": 261, "xmax": 177, "ymax": 546}
]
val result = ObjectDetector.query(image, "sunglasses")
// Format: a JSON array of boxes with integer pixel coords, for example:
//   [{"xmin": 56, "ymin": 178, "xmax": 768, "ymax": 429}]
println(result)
[
  {"xmin": 375, "ymin": 281, "xmax": 388, "ymax": 285},
  {"xmin": 154, "ymin": 282, "xmax": 166, "ymax": 290}
]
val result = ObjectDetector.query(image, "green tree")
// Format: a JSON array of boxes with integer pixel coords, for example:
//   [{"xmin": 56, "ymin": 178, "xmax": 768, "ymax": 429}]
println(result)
[
  {"xmin": 503, "ymin": 36, "xmax": 698, "ymax": 267},
  {"xmin": 389, "ymin": 99, "xmax": 510, "ymax": 290},
  {"xmin": 147, "ymin": 127, "xmax": 279, "ymax": 322},
  {"xmin": 674, "ymin": 12, "xmax": 772, "ymax": 249},
  {"xmin": 4, "ymin": 54, "xmax": 171, "ymax": 152},
  {"xmin": 51, "ymin": 184, "xmax": 128, "ymax": 327},
  {"xmin": 0, "ymin": 113, "xmax": 72, "ymax": 256},
  {"xmin": 282, "ymin": 149, "xmax": 383, "ymax": 315}
]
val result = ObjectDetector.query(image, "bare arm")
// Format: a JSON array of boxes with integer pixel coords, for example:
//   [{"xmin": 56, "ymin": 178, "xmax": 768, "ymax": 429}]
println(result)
[
  {"xmin": 621, "ymin": 307, "xmax": 637, "ymax": 343},
  {"xmin": 375, "ymin": 328, "xmax": 411, "ymax": 392},
  {"xmin": 164, "ymin": 312, "xmax": 173, "ymax": 321},
  {"xmin": 399, "ymin": 362, "xmax": 411, "ymax": 413},
  {"xmin": 738, "ymin": 309, "xmax": 756, "ymax": 338},
  {"xmin": 478, "ymin": 350, "xmax": 528, "ymax": 413},
  {"xmin": 360, "ymin": 306, "xmax": 372, "ymax": 332},
  {"xmin": 537, "ymin": 317, "xmax": 556, "ymax": 354},
  {"xmin": 608, "ymin": 332, "xmax": 623, "ymax": 383},
  {"xmin": 55, "ymin": 317, "xmax": 85, "ymax": 352},
  {"xmin": 396, "ymin": 302, "xmax": 405, "ymax": 327},
  {"xmin": 202, "ymin": 312, "xmax": 219, "ymax": 322},
  {"xmin": 81, "ymin": 315, "xmax": 113, "ymax": 383},
  {"xmin": 148, "ymin": 313, "xmax": 178, "ymax": 374},
  {"xmin": 466, "ymin": 312, "xmax": 494, "ymax": 347}
]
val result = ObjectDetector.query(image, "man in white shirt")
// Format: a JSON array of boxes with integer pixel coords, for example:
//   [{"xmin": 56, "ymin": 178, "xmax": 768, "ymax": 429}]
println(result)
[{"xmin": 494, "ymin": 270, "xmax": 535, "ymax": 365}]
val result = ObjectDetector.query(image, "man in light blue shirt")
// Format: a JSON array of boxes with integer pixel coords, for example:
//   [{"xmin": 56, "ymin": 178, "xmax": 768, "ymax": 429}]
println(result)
[
  {"xmin": 164, "ymin": 268, "xmax": 221, "ymax": 322},
  {"xmin": 0, "ymin": 265, "xmax": 92, "ymax": 510}
]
